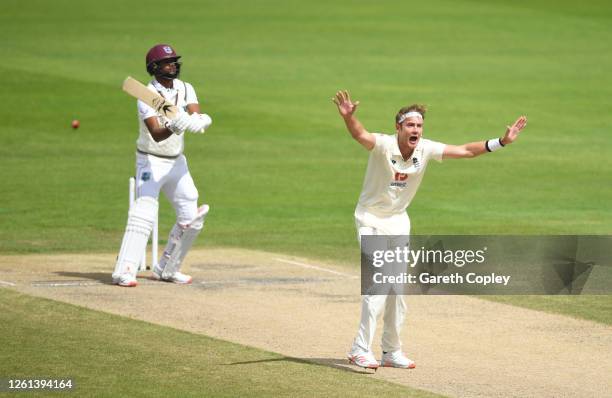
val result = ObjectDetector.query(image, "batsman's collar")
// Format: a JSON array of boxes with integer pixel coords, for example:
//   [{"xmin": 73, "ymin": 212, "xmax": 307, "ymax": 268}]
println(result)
[
  {"xmin": 397, "ymin": 111, "xmax": 423, "ymax": 124},
  {"xmin": 152, "ymin": 78, "xmax": 177, "ymax": 93}
]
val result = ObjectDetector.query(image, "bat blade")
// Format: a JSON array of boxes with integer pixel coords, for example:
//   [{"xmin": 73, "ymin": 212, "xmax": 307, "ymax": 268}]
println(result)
[{"xmin": 122, "ymin": 76, "xmax": 178, "ymax": 120}]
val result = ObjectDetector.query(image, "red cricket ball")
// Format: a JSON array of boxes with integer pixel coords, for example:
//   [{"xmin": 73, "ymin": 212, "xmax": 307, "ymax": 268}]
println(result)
[{"xmin": 71, "ymin": 120, "xmax": 80, "ymax": 129}]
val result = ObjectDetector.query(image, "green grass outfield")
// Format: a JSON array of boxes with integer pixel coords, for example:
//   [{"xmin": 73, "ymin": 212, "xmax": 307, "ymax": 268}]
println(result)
[
  {"xmin": 0, "ymin": 289, "xmax": 442, "ymax": 398},
  {"xmin": 2, "ymin": 0, "xmax": 611, "ymax": 258},
  {"xmin": 1, "ymin": 0, "xmax": 612, "ymax": 395},
  {"xmin": 485, "ymin": 295, "xmax": 612, "ymax": 326}
]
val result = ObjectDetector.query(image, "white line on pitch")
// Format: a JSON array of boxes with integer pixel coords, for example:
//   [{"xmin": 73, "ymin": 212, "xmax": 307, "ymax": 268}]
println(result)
[
  {"xmin": 274, "ymin": 258, "xmax": 357, "ymax": 278},
  {"xmin": 0, "ymin": 280, "xmax": 16, "ymax": 286}
]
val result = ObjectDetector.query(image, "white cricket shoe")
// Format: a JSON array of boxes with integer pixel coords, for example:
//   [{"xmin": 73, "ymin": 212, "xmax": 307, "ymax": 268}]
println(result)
[
  {"xmin": 152, "ymin": 265, "xmax": 193, "ymax": 284},
  {"xmin": 380, "ymin": 350, "xmax": 416, "ymax": 369},
  {"xmin": 347, "ymin": 348, "xmax": 379, "ymax": 370},
  {"xmin": 112, "ymin": 273, "xmax": 137, "ymax": 287}
]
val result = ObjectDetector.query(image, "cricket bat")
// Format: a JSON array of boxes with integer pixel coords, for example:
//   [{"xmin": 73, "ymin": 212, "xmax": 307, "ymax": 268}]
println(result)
[{"xmin": 122, "ymin": 76, "xmax": 178, "ymax": 119}]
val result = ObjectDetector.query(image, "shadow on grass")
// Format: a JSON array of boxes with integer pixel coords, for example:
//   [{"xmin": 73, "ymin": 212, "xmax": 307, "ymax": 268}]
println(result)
[{"xmin": 225, "ymin": 356, "xmax": 376, "ymax": 374}]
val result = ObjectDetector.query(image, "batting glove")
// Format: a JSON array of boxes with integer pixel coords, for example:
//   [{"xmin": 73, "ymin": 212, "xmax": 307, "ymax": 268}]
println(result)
[
  {"xmin": 186, "ymin": 113, "xmax": 213, "ymax": 134},
  {"xmin": 166, "ymin": 113, "xmax": 191, "ymax": 135},
  {"xmin": 198, "ymin": 113, "xmax": 213, "ymax": 130}
]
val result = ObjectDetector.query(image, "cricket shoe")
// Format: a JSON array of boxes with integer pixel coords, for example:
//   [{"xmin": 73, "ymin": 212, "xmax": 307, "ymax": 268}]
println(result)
[
  {"xmin": 112, "ymin": 273, "xmax": 138, "ymax": 287},
  {"xmin": 152, "ymin": 264, "xmax": 193, "ymax": 284},
  {"xmin": 380, "ymin": 350, "xmax": 416, "ymax": 369},
  {"xmin": 347, "ymin": 348, "xmax": 379, "ymax": 370}
]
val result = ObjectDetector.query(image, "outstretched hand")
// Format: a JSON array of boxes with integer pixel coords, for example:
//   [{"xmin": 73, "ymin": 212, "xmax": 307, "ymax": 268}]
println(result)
[
  {"xmin": 332, "ymin": 90, "xmax": 360, "ymax": 118},
  {"xmin": 502, "ymin": 116, "xmax": 528, "ymax": 145}
]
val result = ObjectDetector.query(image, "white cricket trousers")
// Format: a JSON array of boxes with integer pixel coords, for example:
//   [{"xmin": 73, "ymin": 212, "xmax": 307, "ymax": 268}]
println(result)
[
  {"xmin": 136, "ymin": 152, "xmax": 199, "ymax": 224},
  {"xmin": 353, "ymin": 206, "xmax": 410, "ymax": 353}
]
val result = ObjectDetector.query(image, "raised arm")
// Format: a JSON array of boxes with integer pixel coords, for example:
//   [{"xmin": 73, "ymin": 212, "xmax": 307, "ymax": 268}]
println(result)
[
  {"xmin": 332, "ymin": 90, "xmax": 376, "ymax": 150},
  {"xmin": 443, "ymin": 116, "xmax": 527, "ymax": 159}
]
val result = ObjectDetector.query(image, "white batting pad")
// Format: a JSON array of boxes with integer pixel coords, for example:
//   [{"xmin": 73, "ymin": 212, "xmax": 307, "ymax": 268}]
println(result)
[
  {"xmin": 158, "ymin": 204, "xmax": 209, "ymax": 278},
  {"xmin": 112, "ymin": 196, "xmax": 159, "ymax": 279}
]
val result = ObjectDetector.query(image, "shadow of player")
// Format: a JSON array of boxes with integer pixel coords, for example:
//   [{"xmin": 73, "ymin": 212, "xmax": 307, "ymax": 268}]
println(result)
[
  {"xmin": 224, "ymin": 356, "xmax": 374, "ymax": 374},
  {"xmin": 54, "ymin": 271, "xmax": 114, "ymax": 285}
]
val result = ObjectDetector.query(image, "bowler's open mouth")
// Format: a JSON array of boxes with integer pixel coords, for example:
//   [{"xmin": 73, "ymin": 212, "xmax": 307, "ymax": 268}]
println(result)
[{"xmin": 409, "ymin": 136, "xmax": 419, "ymax": 144}]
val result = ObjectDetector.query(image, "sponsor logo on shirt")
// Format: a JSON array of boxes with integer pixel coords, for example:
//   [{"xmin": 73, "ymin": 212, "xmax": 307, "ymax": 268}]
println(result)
[{"xmin": 391, "ymin": 172, "xmax": 408, "ymax": 187}]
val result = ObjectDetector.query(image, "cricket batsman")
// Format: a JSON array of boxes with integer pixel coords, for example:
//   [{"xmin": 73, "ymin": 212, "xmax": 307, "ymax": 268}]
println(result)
[
  {"xmin": 112, "ymin": 44, "xmax": 212, "ymax": 287},
  {"xmin": 332, "ymin": 90, "xmax": 527, "ymax": 369}
]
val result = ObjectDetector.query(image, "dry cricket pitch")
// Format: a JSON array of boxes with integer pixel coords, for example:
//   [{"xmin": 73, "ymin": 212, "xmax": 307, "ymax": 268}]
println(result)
[{"xmin": 1, "ymin": 248, "xmax": 611, "ymax": 398}]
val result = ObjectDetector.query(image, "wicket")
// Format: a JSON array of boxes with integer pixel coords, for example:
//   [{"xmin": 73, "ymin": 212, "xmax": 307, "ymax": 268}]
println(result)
[{"xmin": 129, "ymin": 177, "xmax": 158, "ymax": 271}]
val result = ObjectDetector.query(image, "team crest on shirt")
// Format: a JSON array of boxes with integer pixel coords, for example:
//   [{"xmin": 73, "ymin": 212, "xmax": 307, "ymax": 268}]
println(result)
[{"xmin": 141, "ymin": 172, "xmax": 151, "ymax": 181}]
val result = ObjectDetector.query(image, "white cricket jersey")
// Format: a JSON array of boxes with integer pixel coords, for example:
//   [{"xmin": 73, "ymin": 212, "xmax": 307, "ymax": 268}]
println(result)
[
  {"xmin": 136, "ymin": 78, "xmax": 199, "ymax": 157},
  {"xmin": 357, "ymin": 134, "xmax": 445, "ymax": 217}
]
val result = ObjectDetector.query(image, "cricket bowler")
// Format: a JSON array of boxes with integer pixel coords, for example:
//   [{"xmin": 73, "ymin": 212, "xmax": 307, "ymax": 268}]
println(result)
[
  {"xmin": 332, "ymin": 90, "xmax": 527, "ymax": 369},
  {"xmin": 112, "ymin": 44, "xmax": 212, "ymax": 287}
]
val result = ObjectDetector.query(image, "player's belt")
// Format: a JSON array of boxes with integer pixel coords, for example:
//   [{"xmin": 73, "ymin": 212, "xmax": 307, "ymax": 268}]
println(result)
[{"xmin": 136, "ymin": 149, "xmax": 181, "ymax": 159}]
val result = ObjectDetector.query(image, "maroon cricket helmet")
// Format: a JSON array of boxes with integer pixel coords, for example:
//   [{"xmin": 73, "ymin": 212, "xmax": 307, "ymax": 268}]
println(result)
[{"xmin": 145, "ymin": 44, "xmax": 182, "ymax": 77}]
